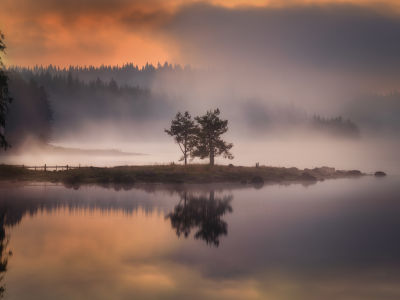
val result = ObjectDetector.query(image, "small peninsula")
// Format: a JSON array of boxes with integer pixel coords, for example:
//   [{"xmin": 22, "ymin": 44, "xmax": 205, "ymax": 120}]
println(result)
[{"xmin": 0, "ymin": 164, "xmax": 371, "ymax": 186}]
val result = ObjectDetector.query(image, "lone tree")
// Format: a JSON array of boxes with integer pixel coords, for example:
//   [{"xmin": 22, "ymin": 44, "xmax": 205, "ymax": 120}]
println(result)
[
  {"xmin": 0, "ymin": 31, "xmax": 13, "ymax": 150},
  {"xmin": 164, "ymin": 111, "xmax": 198, "ymax": 165},
  {"xmin": 191, "ymin": 108, "xmax": 234, "ymax": 165}
]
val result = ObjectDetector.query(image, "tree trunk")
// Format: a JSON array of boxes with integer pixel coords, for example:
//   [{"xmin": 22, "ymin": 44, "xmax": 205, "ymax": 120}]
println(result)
[
  {"xmin": 184, "ymin": 137, "xmax": 187, "ymax": 165},
  {"xmin": 209, "ymin": 138, "xmax": 214, "ymax": 165},
  {"xmin": 210, "ymin": 151, "xmax": 214, "ymax": 165}
]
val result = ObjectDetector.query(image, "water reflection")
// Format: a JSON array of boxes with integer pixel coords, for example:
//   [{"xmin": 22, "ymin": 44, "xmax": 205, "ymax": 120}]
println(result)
[
  {"xmin": 0, "ymin": 207, "xmax": 12, "ymax": 297},
  {"xmin": 64, "ymin": 183, "xmax": 140, "ymax": 191},
  {"xmin": 166, "ymin": 191, "xmax": 233, "ymax": 247},
  {"xmin": 0, "ymin": 177, "xmax": 400, "ymax": 299},
  {"xmin": 0, "ymin": 182, "xmax": 235, "ymax": 248}
]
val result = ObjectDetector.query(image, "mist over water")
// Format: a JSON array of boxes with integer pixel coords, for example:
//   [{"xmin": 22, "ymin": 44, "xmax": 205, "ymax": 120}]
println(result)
[{"xmin": 2, "ymin": 137, "xmax": 398, "ymax": 175}]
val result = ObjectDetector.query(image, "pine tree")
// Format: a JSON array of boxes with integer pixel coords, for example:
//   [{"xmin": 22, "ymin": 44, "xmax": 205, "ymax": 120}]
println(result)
[
  {"xmin": 165, "ymin": 111, "xmax": 198, "ymax": 165},
  {"xmin": 191, "ymin": 108, "xmax": 234, "ymax": 165}
]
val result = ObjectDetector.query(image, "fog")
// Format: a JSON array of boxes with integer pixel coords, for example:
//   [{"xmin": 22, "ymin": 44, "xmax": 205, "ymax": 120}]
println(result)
[{"xmin": 2, "ymin": 2, "xmax": 400, "ymax": 175}]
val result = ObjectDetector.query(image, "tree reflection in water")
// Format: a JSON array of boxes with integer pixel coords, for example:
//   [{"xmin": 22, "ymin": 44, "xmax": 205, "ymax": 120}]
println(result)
[
  {"xmin": 166, "ymin": 191, "xmax": 233, "ymax": 247},
  {"xmin": 0, "ymin": 207, "xmax": 12, "ymax": 297}
]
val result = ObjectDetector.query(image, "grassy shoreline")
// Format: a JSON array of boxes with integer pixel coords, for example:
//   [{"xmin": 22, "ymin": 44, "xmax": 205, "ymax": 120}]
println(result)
[{"xmin": 0, "ymin": 164, "xmax": 367, "ymax": 185}]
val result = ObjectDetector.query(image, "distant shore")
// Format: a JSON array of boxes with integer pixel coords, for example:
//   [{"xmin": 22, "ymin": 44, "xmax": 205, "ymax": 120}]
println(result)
[
  {"xmin": 0, "ymin": 164, "xmax": 369, "ymax": 186},
  {"xmin": 1, "ymin": 142, "xmax": 146, "ymax": 156},
  {"xmin": 44, "ymin": 145, "xmax": 146, "ymax": 156}
]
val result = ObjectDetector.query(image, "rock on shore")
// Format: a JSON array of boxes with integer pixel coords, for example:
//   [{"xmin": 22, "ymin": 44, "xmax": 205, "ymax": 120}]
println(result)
[{"xmin": 374, "ymin": 171, "xmax": 387, "ymax": 177}]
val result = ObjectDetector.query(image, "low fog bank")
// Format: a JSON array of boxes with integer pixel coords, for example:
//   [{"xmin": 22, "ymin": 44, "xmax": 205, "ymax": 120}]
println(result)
[{"xmin": 1, "ymin": 134, "xmax": 399, "ymax": 176}]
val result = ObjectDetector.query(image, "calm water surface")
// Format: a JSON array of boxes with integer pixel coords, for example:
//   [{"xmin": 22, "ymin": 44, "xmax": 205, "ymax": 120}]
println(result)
[{"xmin": 1, "ymin": 176, "xmax": 400, "ymax": 300}]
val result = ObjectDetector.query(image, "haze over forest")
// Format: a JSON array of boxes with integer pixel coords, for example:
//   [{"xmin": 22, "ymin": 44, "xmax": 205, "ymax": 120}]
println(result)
[{"xmin": 1, "ymin": 0, "xmax": 400, "ymax": 173}]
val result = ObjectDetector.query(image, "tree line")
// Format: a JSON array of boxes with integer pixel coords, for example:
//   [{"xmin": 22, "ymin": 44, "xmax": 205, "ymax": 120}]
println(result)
[
  {"xmin": 242, "ymin": 100, "xmax": 360, "ymax": 138},
  {"xmin": 165, "ymin": 109, "xmax": 234, "ymax": 165},
  {"xmin": 346, "ymin": 91, "xmax": 400, "ymax": 133},
  {"xmin": 6, "ymin": 71, "xmax": 53, "ymax": 143},
  {"xmin": 9, "ymin": 62, "xmax": 207, "ymax": 91},
  {"xmin": 13, "ymin": 68, "xmax": 151, "ymax": 96},
  {"xmin": 8, "ymin": 67, "xmax": 174, "ymax": 135},
  {"xmin": 310, "ymin": 115, "xmax": 360, "ymax": 138},
  {"xmin": 11, "ymin": 61, "xmax": 195, "ymax": 78}
]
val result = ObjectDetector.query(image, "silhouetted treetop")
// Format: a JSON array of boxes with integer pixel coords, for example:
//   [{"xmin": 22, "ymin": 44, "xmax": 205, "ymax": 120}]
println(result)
[
  {"xmin": 165, "ymin": 111, "xmax": 198, "ymax": 165},
  {"xmin": 191, "ymin": 109, "xmax": 234, "ymax": 165},
  {"xmin": 8, "ymin": 62, "xmax": 202, "ymax": 90}
]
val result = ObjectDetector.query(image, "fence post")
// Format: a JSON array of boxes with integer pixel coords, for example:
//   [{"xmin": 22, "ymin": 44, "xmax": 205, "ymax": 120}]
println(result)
[
  {"xmin": 22, "ymin": 164, "xmax": 24, "ymax": 169},
  {"xmin": 35, "ymin": 166, "xmax": 36, "ymax": 171},
  {"xmin": 79, "ymin": 163, "xmax": 80, "ymax": 169},
  {"xmin": 44, "ymin": 164, "xmax": 46, "ymax": 171},
  {"xmin": 67, "ymin": 165, "xmax": 68, "ymax": 171},
  {"xmin": 56, "ymin": 165, "xmax": 57, "ymax": 171}
]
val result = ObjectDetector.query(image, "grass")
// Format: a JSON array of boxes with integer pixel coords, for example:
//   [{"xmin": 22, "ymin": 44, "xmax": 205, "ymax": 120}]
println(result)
[{"xmin": 0, "ymin": 163, "xmax": 364, "ymax": 185}]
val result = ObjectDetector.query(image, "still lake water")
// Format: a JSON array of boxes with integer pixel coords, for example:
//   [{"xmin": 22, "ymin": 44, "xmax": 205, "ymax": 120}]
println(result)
[{"xmin": 1, "ymin": 176, "xmax": 400, "ymax": 300}]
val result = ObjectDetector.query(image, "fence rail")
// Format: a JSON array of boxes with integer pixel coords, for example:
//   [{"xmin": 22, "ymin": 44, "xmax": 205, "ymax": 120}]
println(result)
[{"xmin": 10, "ymin": 164, "xmax": 82, "ymax": 171}]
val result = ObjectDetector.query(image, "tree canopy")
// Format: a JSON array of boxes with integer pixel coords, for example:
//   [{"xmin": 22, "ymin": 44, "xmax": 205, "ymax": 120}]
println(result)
[
  {"xmin": 166, "ymin": 109, "xmax": 234, "ymax": 165},
  {"xmin": 191, "ymin": 108, "xmax": 234, "ymax": 165},
  {"xmin": 164, "ymin": 111, "xmax": 198, "ymax": 165},
  {"xmin": 0, "ymin": 31, "xmax": 13, "ymax": 150}
]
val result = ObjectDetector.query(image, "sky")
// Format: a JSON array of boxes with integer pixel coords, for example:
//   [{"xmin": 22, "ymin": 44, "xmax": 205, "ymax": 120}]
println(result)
[{"xmin": 1, "ymin": 0, "xmax": 400, "ymax": 72}]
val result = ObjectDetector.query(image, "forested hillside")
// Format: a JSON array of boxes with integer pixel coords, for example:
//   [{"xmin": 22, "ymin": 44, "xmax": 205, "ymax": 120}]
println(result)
[
  {"xmin": 7, "ymin": 67, "xmax": 175, "ymax": 140},
  {"xmin": 5, "ymin": 64, "xmax": 386, "ymax": 141},
  {"xmin": 11, "ymin": 63, "xmax": 201, "ymax": 91},
  {"xmin": 6, "ymin": 71, "xmax": 53, "ymax": 143}
]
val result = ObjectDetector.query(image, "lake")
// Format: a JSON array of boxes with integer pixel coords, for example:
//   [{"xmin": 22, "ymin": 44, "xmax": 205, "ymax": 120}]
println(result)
[{"xmin": 1, "ymin": 176, "xmax": 400, "ymax": 299}]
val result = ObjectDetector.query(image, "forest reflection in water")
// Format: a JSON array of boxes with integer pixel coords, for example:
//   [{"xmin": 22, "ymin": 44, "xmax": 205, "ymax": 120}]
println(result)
[
  {"xmin": 0, "ymin": 208, "xmax": 13, "ymax": 298},
  {"xmin": 0, "ymin": 177, "xmax": 400, "ymax": 299}
]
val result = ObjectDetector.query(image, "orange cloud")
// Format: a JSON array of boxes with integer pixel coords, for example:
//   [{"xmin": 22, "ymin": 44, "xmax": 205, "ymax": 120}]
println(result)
[
  {"xmin": 1, "ymin": 0, "xmax": 399, "ymax": 68},
  {"xmin": 0, "ymin": 0, "xmax": 176, "ymax": 67}
]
